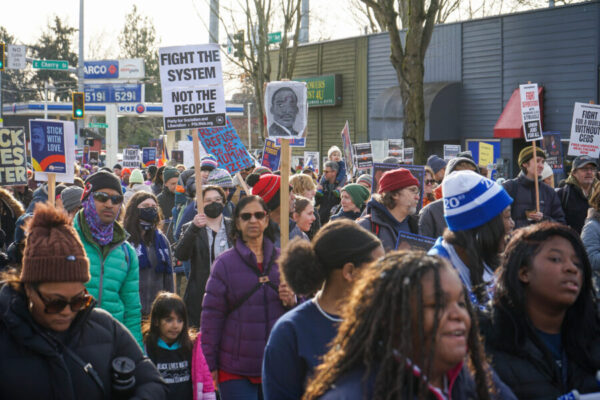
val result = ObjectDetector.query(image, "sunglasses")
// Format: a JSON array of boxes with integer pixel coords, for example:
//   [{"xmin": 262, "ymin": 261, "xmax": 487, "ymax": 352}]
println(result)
[
  {"xmin": 425, "ymin": 179, "xmax": 436, "ymax": 185},
  {"xmin": 34, "ymin": 287, "xmax": 93, "ymax": 314},
  {"xmin": 239, "ymin": 211, "xmax": 267, "ymax": 221},
  {"xmin": 92, "ymin": 191, "xmax": 124, "ymax": 204}
]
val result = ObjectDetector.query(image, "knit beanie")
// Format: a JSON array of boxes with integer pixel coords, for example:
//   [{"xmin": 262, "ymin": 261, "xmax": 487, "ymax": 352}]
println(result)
[
  {"xmin": 377, "ymin": 168, "xmax": 419, "ymax": 194},
  {"xmin": 129, "ymin": 169, "xmax": 144, "ymax": 184},
  {"xmin": 541, "ymin": 162, "xmax": 554, "ymax": 181},
  {"xmin": 342, "ymin": 184, "xmax": 370, "ymax": 209},
  {"xmin": 328, "ymin": 145, "xmax": 342, "ymax": 158},
  {"xmin": 20, "ymin": 202, "xmax": 90, "ymax": 283},
  {"xmin": 382, "ymin": 157, "xmax": 400, "ymax": 165},
  {"xmin": 163, "ymin": 167, "xmax": 180, "ymax": 183},
  {"xmin": 442, "ymin": 170, "xmax": 513, "ymax": 232},
  {"xmin": 84, "ymin": 170, "xmax": 123, "ymax": 199},
  {"xmin": 356, "ymin": 174, "xmax": 373, "ymax": 190},
  {"xmin": 246, "ymin": 166, "xmax": 273, "ymax": 187},
  {"xmin": 208, "ymin": 168, "xmax": 234, "ymax": 188},
  {"xmin": 445, "ymin": 157, "xmax": 480, "ymax": 177},
  {"xmin": 61, "ymin": 186, "xmax": 84, "ymax": 213},
  {"xmin": 200, "ymin": 154, "xmax": 219, "ymax": 171},
  {"xmin": 120, "ymin": 168, "xmax": 132, "ymax": 178},
  {"xmin": 252, "ymin": 174, "xmax": 281, "ymax": 211},
  {"xmin": 427, "ymin": 155, "xmax": 447, "ymax": 175},
  {"xmin": 518, "ymin": 146, "xmax": 546, "ymax": 167}
]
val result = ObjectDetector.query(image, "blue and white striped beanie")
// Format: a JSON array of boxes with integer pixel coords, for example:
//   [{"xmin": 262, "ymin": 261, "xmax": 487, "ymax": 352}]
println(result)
[{"xmin": 443, "ymin": 170, "xmax": 513, "ymax": 232}]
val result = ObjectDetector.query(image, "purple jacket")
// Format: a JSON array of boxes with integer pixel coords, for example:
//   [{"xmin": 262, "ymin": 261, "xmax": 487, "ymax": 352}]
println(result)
[{"xmin": 200, "ymin": 237, "xmax": 286, "ymax": 376}]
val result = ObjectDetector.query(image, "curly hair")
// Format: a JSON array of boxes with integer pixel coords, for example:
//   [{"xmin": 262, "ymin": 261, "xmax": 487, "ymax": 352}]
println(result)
[
  {"xmin": 303, "ymin": 251, "xmax": 493, "ymax": 400},
  {"xmin": 122, "ymin": 191, "xmax": 163, "ymax": 246},
  {"xmin": 290, "ymin": 174, "xmax": 316, "ymax": 196}
]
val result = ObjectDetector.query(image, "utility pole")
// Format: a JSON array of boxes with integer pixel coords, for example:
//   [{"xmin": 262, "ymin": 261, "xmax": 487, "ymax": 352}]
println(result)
[
  {"xmin": 209, "ymin": 0, "xmax": 219, "ymax": 43},
  {"xmin": 299, "ymin": 0, "xmax": 309, "ymax": 44},
  {"xmin": 78, "ymin": 0, "xmax": 84, "ymax": 143}
]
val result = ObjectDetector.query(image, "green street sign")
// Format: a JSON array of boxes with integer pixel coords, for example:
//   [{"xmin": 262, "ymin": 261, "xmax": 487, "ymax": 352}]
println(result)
[
  {"xmin": 268, "ymin": 32, "xmax": 282, "ymax": 44},
  {"xmin": 294, "ymin": 74, "xmax": 343, "ymax": 107},
  {"xmin": 89, "ymin": 122, "xmax": 108, "ymax": 128},
  {"xmin": 32, "ymin": 59, "xmax": 69, "ymax": 70}
]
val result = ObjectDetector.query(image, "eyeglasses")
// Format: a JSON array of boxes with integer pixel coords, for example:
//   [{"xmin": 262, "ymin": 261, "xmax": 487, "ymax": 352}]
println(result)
[
  {"xmin": 34, "ymin": 287, "xmax": 93, "ymax": 314},
  {"xmin": 425, "ymin": 179, "xmax": 436, "ymax": 185},
  {"xmin": 239, "ymin": 211, "xmax": 267, "ymax": 221},
  {"xmin": 92, "ymin": 191, "xmax": 124, "ymax": 204}
]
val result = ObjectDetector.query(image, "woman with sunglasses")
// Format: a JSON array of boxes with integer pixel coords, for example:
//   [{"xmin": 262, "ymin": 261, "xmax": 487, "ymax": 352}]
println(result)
[
  {"xmin": 0, "ymin": 202, "xmax": 167, "ymax": 399},
  {"xmin": 423, "ymin": 166, "xmax": 437, "ymax": 207},
  {"xmin": 74, "ymin": 171, "xmax": 144, "ymax": 347},
  {"xmin": 201, "ymin": 195, "xmax": 296, "ymax": 400}
]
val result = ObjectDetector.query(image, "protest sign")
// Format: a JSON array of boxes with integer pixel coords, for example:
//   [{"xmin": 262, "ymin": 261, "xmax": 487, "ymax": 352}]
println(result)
[
  {"xmin": 29, "ymin": 120, "xmax": 75, "ymax": 183},
  {"xmin": 396, "ymin": 232, "xmax": 436, "ymax": 252},
  {"xmin": 197, "ymin": 117, "xmax": 253, "ymax": 174},
  {"xmin": 171, "ymin": 150, "xmax": 184, "ymax": 165},
  {"xmin": 479, "ymin": 142, "xmax": 494, "ymax": 167},
  {"xmin": 372, "ymin": 163, "xmax": 400, "ymax": 194},
  {"xmin": 89, "ymin": 151, "xmax": 99, "ymax": 165},
  {"xmin": 443, "ymin": 144, "xmax": 461, "ymax": 161},
  {"xmin": 340, "ymin": 121, "xmax": 355, "ymax": 177},
  {"xmin": 567, "ymin": 102, "xmax": 600, "ymax": 158},
  {"xmin": 304, "ymin": 151, "xmax": 319, "ymax": 173},
  {"xmin": 178, "ymin": 140, "xmax": 206, "ymax": 169},
  {"xmin": 264, "ymin": 81, "xmax": 308, "ymax": 139},
  {"xmin": 519, "ymin": 83, "xmax": 542, "ymax": 142},
  {"xmin": 354, "ymin": 143, "xmax": 373, "ymax": 170},
  {"xmin": 82, "ymin": 145, "xmax": 89, "ymax": 164},
  {"xmin": 122, "ymin": 148, "xmax": 141, "ymax": 169},
  {"xmin": 159, "ymin": 44, "xmax": 226, "ymax": 130},
  {"xmin": 292, "ymin": 156, "xmax": 304, "ymax": 171},
  {"xmin": 0, "ymin": 127, "xmax": 27, "ymax": 186},
  {"xmin": 276, "ymin": 137, "xmax": 305, "ymax": 147},
  {"xmin": 142, "ymin": 147, "xmax": 157, "ymax": 167},
  {"xmin": 388, "ymin": 139, "xmax": 404, "ymax": 159},
  {"xmin": 403, "ymin": 148, "xmax": 414, "ymax": 164},
  {"xmin": 542, "ymin": 131, "xmax": 563, "ymax": 172},
  {"xmin": 261, "ymin": 139, "xmax": 281, "ymax": 171}
]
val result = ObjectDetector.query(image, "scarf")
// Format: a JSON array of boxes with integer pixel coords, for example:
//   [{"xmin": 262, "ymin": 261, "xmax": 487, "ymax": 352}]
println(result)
[
  {"xmin": 82, "ymin": 195, "xmax": 117, "ymax": 246},
  {"xmin": 135, "ymin": 230, "xmax": 172, "ymax": 273}
]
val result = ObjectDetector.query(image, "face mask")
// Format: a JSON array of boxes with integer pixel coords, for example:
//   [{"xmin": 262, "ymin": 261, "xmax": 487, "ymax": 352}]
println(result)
[
  {"xmin": 138, "ymin": 207, "xmax": 158, "ymax": 223},
  {"xmin": 204, "ymin": 202, "xmax": 224, "ymax": 218}
]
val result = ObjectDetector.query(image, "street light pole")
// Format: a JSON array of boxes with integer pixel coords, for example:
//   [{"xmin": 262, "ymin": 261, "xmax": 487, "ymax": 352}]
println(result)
[
  {"xmin": 247, "ymin": 102, "xmax": 252, "ymax": 150},
  {"xmin": 78, "ymin": 0, "xmax": 84, "ymax": 143}
]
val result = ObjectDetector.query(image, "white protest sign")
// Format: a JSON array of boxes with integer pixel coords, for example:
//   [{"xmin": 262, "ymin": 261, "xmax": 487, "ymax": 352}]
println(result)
[
  {"xmin": 178, "ymin": 140, "xmax": 207, "ymax": 168},
  {"xmin": 567, "ymin": 102, "xmax": 600, "ymax": 158},
  {"xmin": 122, "ymin": 148, "xmax": 141, "ymax": 168},
  {"xmin": 7, "ymin": 45, "xmax": 27, "ymax": 70},
  {"xmin": 443, "ymin": 144, "xmax": 461, "ymax": 160},
  {"xmin": 159, "ymin": 44, "xmax": 226, "ymax": 130},
  {"xmin": 303, "ymin": 151, "xmax": 320, "ymax": 173},
  {"xmin": 519, "ymin": 83, "xmax": 542, "ymax": 142}
]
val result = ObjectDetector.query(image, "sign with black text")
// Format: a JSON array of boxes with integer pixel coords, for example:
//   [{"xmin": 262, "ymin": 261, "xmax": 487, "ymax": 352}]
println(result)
[
  {"xmin": 567, "ymin": 102, "xmax": 600, "ymax": 158},
  {"xmin": 354, "ymin": 143, "xmax": 373, "ymax": 170},
  {"xmin": 197, "ymin": 117, "xmax": 254, "ymax": 174},
  {"xmin": 0, "ymin": 127, "xmax": 27, "ymax": 185},
  {"xmin": 388, "ymin": 139, "xmax": 404, "ymax": 159},
  {"xmin": 122, "ymin": 148, "xmax": 141, "ymax": 169},
  {"xmin": 519, "ymin": 83, "xmax": 542, "ymax": 142},
  {"xmin": 443, "ymin": 144, "xmax": 461, "ymax": 161}
]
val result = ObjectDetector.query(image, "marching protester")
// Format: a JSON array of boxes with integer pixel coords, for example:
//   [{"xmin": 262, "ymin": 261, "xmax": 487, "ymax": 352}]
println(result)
[
  {"xmin": 121, "ymin": 167, "xmax": 132, "ymax": 192},
  {"xmin": 302, "ymin": 251, "xmax": 515, "ymax": 400},
  {"xmin": 428, "ymin": 170, "xmax": 514, "ymax": 309},
  {"xmin": 502, "ymin": 146, "xmax": 565, "ymax": 228},
  {"xmin": 207, "ymin": 168, "xmax": 236, "ymax": 217},
  {"xmin": 124, "ymin": 168, "xmax": 153, "ymax": 205},
  {"xmin": 541, "ymin": 162, "xmax": 555, "ymax": 188},
  {"xmin": 122, "ymin": 192, "xmax": 174, "ymax": 317},
  {"xmin": 290, "ymin": 173, "xmax": 321, "ymax": 238},
  {"xmin": 330, "ymin": 183, "xmax": 370, "ymax": 221},
  {"xmin": 290, "ymin": 196, "xmax": 316, "ymax": 241},
  {"xmin": 556, "ymin": 155, "xmax": 598, "ymax": 234},
  {"xmin": 60, "ymin": 185, "xmax": 84, "ymax": 219},
  {"xmin": 201, "ymin": 195, "xmax": 295, "ymax": 399},
  {"xmin": 144, "ymin": 292, "xmax": 216, "ymax": 400},
  {"xmin": 315, "ymin": 161, "xmax": 342, "ymax": 224},
  {"xmin": 358, "ymin": 168, "xmax": 420, "ymax": 252},
  {"xmin": 426, "ymin": 154, "xmax": 447, "ymax": 185},
  {"xmin": 262, "ymin": 220, "xmax": 383, "ymax": 400},
  {"xmin": 0, "ymin": 203, "xmax": 167, "ymax": 399},
  {"xmin": 481, "ymin": 222, "xmax": 600, "ymax": 399},
  {"xmin": 422, "ymin": 166, "xmax": 437, "ymax": 207},
  {"xmin": 356, "ymin": 173, "xmax": 372, "ymax": 191},
  {"xmin": 73, "ymin": 170, "xmax": 143, "ymax": 346},
  {"xmin": 157, "ymin": 167, "xmax": 180, "ymax": 231},
  {"xmin": 152, "ymin": 166, "xmax": 166, "ymax": 195},
  {"xmin": 174, "ymin": 185, "xmax": 233, "ymax": 327}
]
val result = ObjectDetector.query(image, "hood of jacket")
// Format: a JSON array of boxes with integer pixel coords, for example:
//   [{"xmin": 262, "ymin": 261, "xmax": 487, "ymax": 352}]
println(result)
[
  {"xmin": 366, "ymin": 198, "xmax": 405, "ymax": 230},
  {"xmin": 0, "ymin": 187, "xmax": 25, "ymax": 219}
]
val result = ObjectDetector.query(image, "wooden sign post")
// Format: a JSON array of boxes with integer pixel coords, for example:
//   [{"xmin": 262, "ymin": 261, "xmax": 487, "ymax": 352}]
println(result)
[
  {"xmin": 192, "ymin": 131, "xmax": 204, "ymax": 213},
  {"xmin": 47, "ymin": 173, "xmax": 56, "ymax": 207},
  {"xmin": 280, "ymin": 139, "xmax": 290, "ymax": 249}
]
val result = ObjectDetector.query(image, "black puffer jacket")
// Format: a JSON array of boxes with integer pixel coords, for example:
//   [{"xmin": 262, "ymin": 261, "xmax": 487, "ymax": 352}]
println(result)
[
  {"xmin": 0, "ymin": 284, "xmax": 167, "ymax": 400},
  {"xmin": 480, "ymin": 303, "xmax": 600, "ymax": 400}
]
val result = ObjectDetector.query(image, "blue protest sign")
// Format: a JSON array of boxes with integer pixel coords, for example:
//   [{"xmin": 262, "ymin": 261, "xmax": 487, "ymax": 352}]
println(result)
[
  {"xmin": 197, "ymin": 117, "xmax": 254, "ymax": 174},
  {"xmin": 29, "ymin": 120, "xmax": 67, "ymax": 173},
  {"xmin": 142, "ymin": 147, "xmax": 157, "ymax": 167},
  {"xmin": 261, "ymin": 139, "xmax": 281, "ymax": 171}
]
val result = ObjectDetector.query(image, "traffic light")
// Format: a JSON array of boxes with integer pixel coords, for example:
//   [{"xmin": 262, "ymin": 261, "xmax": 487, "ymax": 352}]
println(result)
[
  {"xmin": 0, "ymin": 43, "xmax": 5, "ymax": 71},
  {"xmin": 233, "ymin": 31, "xmax": 245, "ymax": 60},
  {"xmin": 72, "ymin": 92, "xmax": 84, "ymax": 119}
]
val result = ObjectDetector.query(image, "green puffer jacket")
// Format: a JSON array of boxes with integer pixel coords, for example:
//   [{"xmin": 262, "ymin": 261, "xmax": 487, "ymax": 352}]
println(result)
[{"xmin": 73, "ymin": 210, "xmax": 143, "ymax": 348}]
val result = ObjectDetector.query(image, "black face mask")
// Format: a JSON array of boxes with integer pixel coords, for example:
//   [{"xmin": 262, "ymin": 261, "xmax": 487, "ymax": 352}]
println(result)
[
  {"xmin": 204, "ymin": 202, "xmax": 224, "ymax": 219},
  {"xmin": 138, "ymin": 207, "xmax": 158, "ymax": 223}
]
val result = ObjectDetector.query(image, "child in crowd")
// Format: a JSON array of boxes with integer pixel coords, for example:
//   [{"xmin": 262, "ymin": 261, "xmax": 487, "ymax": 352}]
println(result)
[
  {"xmin": 318, "ymin": 146, "xmax": 347, "ymax": 193},
  {"xmin": 144, "ymin": 292, "xmax": 216, "ymax": 400}
]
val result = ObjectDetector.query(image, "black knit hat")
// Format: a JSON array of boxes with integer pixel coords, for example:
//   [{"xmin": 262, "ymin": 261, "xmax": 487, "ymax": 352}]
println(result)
[{"xmin": 83, "ymin": 170, "xmax": 123, "ymax": 199}]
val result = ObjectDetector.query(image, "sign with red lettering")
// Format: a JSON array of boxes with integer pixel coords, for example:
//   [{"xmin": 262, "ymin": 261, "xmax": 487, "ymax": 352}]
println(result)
[
  {"xmin": 197, "ymin": 117, "xmax": 254, "ymax": 174},
  {"xmin": 567, "ymin": 102, "xmax": 600, "ymax": 158},
  {"xmin": 519, "ymin": 83, "xmax": 542, "ymax": 142}
]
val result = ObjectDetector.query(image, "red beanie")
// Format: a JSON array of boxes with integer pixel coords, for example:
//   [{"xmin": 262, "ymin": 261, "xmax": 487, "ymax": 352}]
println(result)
[
  {"xmin": 252, "ymin": 174, "xmax": 281, "ymax": 204},
  {"xmin": 377, "ymin": 168, "xmax": 420, "ymax": 194},
  {"xmin": 121, "ymin": 168, "xmax": 131, "ymax": 177}
]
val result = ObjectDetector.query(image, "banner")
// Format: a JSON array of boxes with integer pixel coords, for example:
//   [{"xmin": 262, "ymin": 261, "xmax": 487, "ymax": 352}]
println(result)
[
  {"xmin": 519, "ymin": 83, "xmax": 542, "ymax": 142},
  {"xmin": 122, "ymin": 148, "xmax": 141, "ymax": 169},
  {"xmin": 340, "ymin": 121, "xmax": 355, "ymax": 177},
  {"xmin": 142, "ymin": 147, "xmax": 157, "ymax": 167},
  {"xmin": 303, "ymin": 151, "xmax": 319, "ymax": 173},
  {"xmin": 542, "ymin": 131, "xmax": 563, "ymax": 172},
  {"xmin": 197, "ymin": 117, "xmax": 253, "ymax": 174},
  {"xmin": 0, "ymin": 127, "xmax": 27, "ymax": 186},
  {"xmin": 443, "ymin": 144, "xmax": 461, "ymax": 161},
  {"xmin": 396, "ymin": 231, "xmax": 436, "ymax": 252},
  {"xmin": 567, "ymin": 102, "xmax": 600, "ymax": 158},
  {"xmin": 354, "ymin": 143, "xmax": 373, "ymax": 170},
  {"xmin": 29, "ymin": 119, "xmax": 75, "ymax": 183},
  {"xmin": 261, "ymin": 139, "xmax": 281, "ymax": 171},
  {"xmin": 171, "ymin": 150, "xmax": 184, "ymax": 165},
  {"xmin": 159, "ymin": 44, "xmax": 226, "ymax": 130},
  {"xmin": 388, "ymin": 139, "xmax": 404, "ymax": 159}
]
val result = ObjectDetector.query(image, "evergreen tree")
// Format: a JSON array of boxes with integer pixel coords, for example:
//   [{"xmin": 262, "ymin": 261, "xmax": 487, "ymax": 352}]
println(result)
[{"xmin": 0, "ymin": 26, "xmax": 35, "ymax": 103}]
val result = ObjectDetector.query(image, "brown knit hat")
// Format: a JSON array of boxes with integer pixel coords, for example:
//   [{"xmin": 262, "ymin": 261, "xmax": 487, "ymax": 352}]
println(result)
[{"xmin": 20, "ymin": 202, "xmax": 90, "ymax": 283}]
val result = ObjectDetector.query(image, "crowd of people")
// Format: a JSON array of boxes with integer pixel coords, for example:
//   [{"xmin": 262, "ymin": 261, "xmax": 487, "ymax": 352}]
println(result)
[{"xmin": 1, "ymin": 143, "xmax": 600, "ymax": 400}]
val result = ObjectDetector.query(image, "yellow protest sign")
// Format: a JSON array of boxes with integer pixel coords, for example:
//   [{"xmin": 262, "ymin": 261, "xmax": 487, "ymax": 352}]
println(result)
[{"xmin": 479, "ymin": 142, "xmax": 494, "ymax": 167}]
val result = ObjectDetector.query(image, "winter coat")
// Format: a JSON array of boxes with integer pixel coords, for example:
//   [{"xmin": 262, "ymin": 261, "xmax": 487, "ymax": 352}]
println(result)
[
  {"xmin": 329, "ymin": 208, "xmax": 362, "ymax": 221},
  {"xmin": 175, "ymin": 218, "xmax": 234, "ymax": 327},
  {"xmin": 502, "ymin": 172, "xmax": 566, "ymax": 229},
  {"xmin": 480, "ymin": 302, "xmax": 600, "ymax": 399},
  {"xmin": 0, "ymin": 284, "xmax": 167, "ymax": 400},
  {"xmin": 555, "ymin": 175, "xmax": 598, "ymax": 234},
  {"xmin": 124, "ymin": 183, "xmax": 153, "ymax": 205},
  {"xmin": 582, "ymin": 208, "xmax": 600, "ymax": 273},
  {"xmin": 418, "ymin": 199, "xmax": 446, "ymax": 238},
  {"xmin": 200, "ymin": 237, "xmax": 287, "ymax": 376},
  {"xmin": 192, "ymin": 335, "xmax": 217, "ymax": 400},
  {"xmin": 74, "ymin": 210, "xmax": 143, "ymax": 347},
  {"xmin": 357, "ymin": 199, "xmax": 419, "ymax": 252},
  {"xmin": 0, "ymin": 187, "xmax": 24, "ymax": 248},
  {"xmin": 157, "ymin": 186, "xmax": 175, "ymax": 220},
  {"xmin": 315, "ymin": 182, "xmax": 340, "ymax": 224}
]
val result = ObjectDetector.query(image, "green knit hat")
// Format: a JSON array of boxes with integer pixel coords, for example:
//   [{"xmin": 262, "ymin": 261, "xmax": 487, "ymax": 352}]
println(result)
[
  {"xmin": 518, "ymin": 146, "xmax": 546, "ymax": 167},
  {"xmin": 163, "ymin": 167, "xmax": 180, "ymax": 183},
  {"xmin": 342, "ymin": 183, "xmax": 370, "ymax": 209}
]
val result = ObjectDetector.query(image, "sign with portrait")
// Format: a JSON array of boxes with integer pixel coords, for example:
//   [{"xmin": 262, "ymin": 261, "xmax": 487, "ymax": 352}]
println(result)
[
  {"xmin": 29, "ymin": 119, "xmax": 75, "ymax": 183},
  {"xmin": 264, "ymin": 81, "xmax": 308, "ymax": 139}
]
